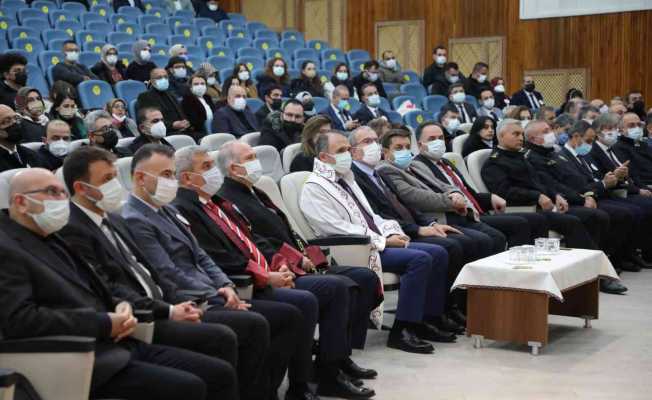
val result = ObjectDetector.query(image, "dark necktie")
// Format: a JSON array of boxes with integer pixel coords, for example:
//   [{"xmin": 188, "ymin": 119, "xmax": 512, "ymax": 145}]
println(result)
[
  {"xmin": 373, "ymin": 171, "xmax": 414, "ymax": 222},
  {"xmin": 338, "ymin": 179, "xmax": 379, "ymax": 234},
  {"xmin": 456, "ymin": 104, "xmax": 468, "ymax": 123},
  {"xmin": 438, "ymin": 161, "xmax": 485, "ymax": 214},
  {"xmin": 528, "ymin": 92, "xmax": 539, "ymax": 109},
  {"xmin": 607, "ymin": 149, "xmax": 621, "ymax": 166}
]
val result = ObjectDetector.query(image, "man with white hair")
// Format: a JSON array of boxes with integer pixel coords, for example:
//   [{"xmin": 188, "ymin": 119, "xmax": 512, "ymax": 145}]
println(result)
[
  {"xmin": 85, "ymin": 110, "xmax": 132, "ymax": 158},
  {"xmin": 212, "ymin": 85, "xmax": 259, "ymax": 137},
  {"xmin": 321, "ymin": 85, "xmax": 359, "ymax": 132}
]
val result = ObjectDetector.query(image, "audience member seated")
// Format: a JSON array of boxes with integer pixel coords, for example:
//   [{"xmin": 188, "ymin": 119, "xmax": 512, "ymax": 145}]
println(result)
[
  {"xmin": 256, "ymin": 84, "xmax": 283, "ymax": 125},
  {"xmin": 443, "ymin": 83, "xmax": 477, "ymax": 124},
  {"xmin": 0, "ymin": 105, "xmax": 46, "ymax": 172},
  {"xmin": 258, "ymin": 99, "xmax": 304, "ymax": 152},
  {"xmin": 535, "ymin": 105, "xmax": 557, "ymax": 125},
  {"xmin": 137, "ymin": 68, "xmax": 194, "ymax": 138},
  {"xmin": 331, "ymin": 63, "xmax": 356, "ymax": 99},
  {"xmin": 294, "ymin": 91, "xmax": 317, "ymax": 119},
  {"xmin": 353, "ymin": 83, "xmax": 391, "ymax": 125},
  {"xmin": 85, "ymin": 110, "xmax": 132, "ymax": 158},
  {"xmin": 113, "ymin": 0, "xmax": 145, "ymax": 11},
  {"xmin": 212, "ymin": 85, "xmax": 259, "ymax": 137},
  {"xmin": 300, "ymin": 131, "xmax": 454, "ymax": 354},
  {"xmin": 107, "ymin": 98, "xmax": 140, "ymax": 138},
  {"xmin": 437, "ymin": 106, "xmax": 463, "ymax": 150},
  {"xmin": 505, "ymin": 105, "xmax": 533, "ymax": 127},
  {"xmin": 289, "ymin": 61, "xmax": 324, "ymax": 98},
  {"xmin": 53, "ymin": 40, "xmax": 98, "ymax": 87},
  {"xmin": 182, "ymin": 74, "xmax": 217, "ymax": 136},
  {"xmin": 197, "ymin": 62, "xmax": 222, "ymax": 104},
  {"xmin": 166, "ymin": 56, "xmax": 191, "ymax": 99},
  {"xmin": 462, "ymin": 116, "xmax": 496, "ymax": 158},
  {"xmin": 551, "ymin": 113, "xmax": 575, "ymax": 147},
  {"xmin": 422, "ymin": 45, "xmax": 449, "ymax": 91},
  {"xmin": 464, "ymin": 62, "xmax": 491, "ymax": 100},
  {"xmin": 611, "ymin": 112, "xmax": 652, "ymax": 187},
  {"xmin": 321, "ymin": 85, "xmax": 359, "ymax": 132},
  {"xmin": 510, "ymin": 76, "xmax": 544, "ymax": 110},
  {"xmin": 164, "ymin": 0, "xmax": 196, "ymax": 14},
  {"xmin": 646, "ymin": 114, "xmax": 652, "ymax": 147},
  {"xmin": 558, "ymin": 89, "xmax": 584, "ymax": 117},
  {"xmin": 353, "ymin": 61, "xmax": 387, "ymax": 99},
  {"xmin": 625, "ymin": 90, "xmax": 646, "ymax": 120},
  {"xmin": 430, "ymin": 62, "xmax": 464, "ymax": 97},
  {"xmin": 368, "ymin": 117, "xmax": 392, "ymax": 140},
  {"xmin": 290, "ymin": 114, "xmax": 331, "ymax": 172},
  {"xmin": 126, "ymin": 40, "xmax": 157, "ymax": 83},
  {"xmin": 15, "ymin": 87, "xmax": 48, "ymax": 143},
  {"xmin": 182, "ymin": 143, "xmax": 379, "ymax": 399},
  {"xmin": 229, "ymin": 63, "xmax": 258, "ymax": 99},
  {"xmin": 0, "ymin": 52, "xmax": 28, "ymax": 109},
  {"xmin": 257, "ymin": 58, "xmax": 291, "ymax": 97},
  {"xmin": 129, "ymin": 107, "xmax": 174, "ymax": 154},
  {"xmin": 91, "ymin": 45, "xmax": 127, "ymax": 85},
  {"xmin": 197, "ymin": 0, "xmax": 230, "ymax": 23},
  {"xmin": 37, "ymin": 120, "xmax": 72, "ymax": 171},
  {"xmin": 476, "ymin": 88, "xmax": 502, "ymax": 121},
  {"xmin": 169, "ymin": 44, "xmax": 189, "ymax": 62},
  {"xmin": 378, "ymin": 50, "xmax": 403, "ymax": 84},
  {"xmin": 490, "ymin": 77, "xmax": 510, "ymax": 109},
  {"xmin": 48, "ymin": 91, "xmax": 87, "ymax": 140}
]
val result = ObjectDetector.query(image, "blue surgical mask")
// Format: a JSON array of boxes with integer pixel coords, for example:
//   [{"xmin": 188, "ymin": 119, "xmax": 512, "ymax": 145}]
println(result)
[
  {"xmin": 627, "ymin": 127, "xmax": 643, "ymax": 141},
  {"xmin": 575, "ymin": 142, "xmax": 592, "ymax": 156},
  {"xmin": 337, "ymin": 99, "xmax": 350, "ymax": 112},
  {"xmin": 393, "ymin": 149, "xmax": 413, "ymax": 169},
  {"xmin": 557, "ymin": 131, "xmax": 569, "ymax": 146},
  {"xmin": 154, "ymin": 78, "xmax": 169, "ymax": 91}
]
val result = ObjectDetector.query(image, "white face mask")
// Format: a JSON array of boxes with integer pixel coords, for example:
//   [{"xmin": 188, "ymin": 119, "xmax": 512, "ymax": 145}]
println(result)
[
  {"xmin": 451, "ymin": 92, "xmax": 466, "ymax": 104},
  {"xmin": 26, "ymin": 197, "xmax": 70, "ymax": 235},
  {"xmin": 207, "ymin": 77, "xmax": 217, "ymax": 86},
  {"xmin": 494, "ymin": 84, "xmax": 505, "ymax": 93},
  {"xmin": 197, "ymin": 167, "xmax": 223, "ymax": 196},
  {"xmin": 521, "ymin": 119, "xmax": 530, "ymax": 129},
  {"xmin": 148, "ymin": 121, "xmax": 167, "ymax": 139},
  {"xmin": 239, "ymin": 159, "xmax": 263, "ymax": 184},
  {"xmin": 435, "ymin": 55, "xmax": 447, "ymax": 65},
  {"xmin": 65, "ymin": 51, "xmax": 79, "ymax": 62},
  {"xmin": 447, "ymin": 75, "xmax": 459, "ymax": 84},
  {"xmin": 477, "ymin": 74, "xmax": 487, "ymax": 83},
  {"xmin": 361, "ymin": 142, "xmax": 381, "ymax": 166},
  {"xmin": 425, "ymin": 139, "xmax": 446, "ymax": 160},
  {"xmin": 191, "ymin": 84, "xmax": 207, "ymax": 97},
  {"xmin": 445, "ymin": 118, "xmax": 460, "ymax": 131},
  {"xmin": 602, "ymin": 131, "xmax": 619, "ymax": 147},
  {"xmin": 367, "ymin": 72, "xmax": 379, "ymax": 82},
  {"xmin": 599, "ymin": 104, "xmax": 609, "ymax": 114},
  {"xmin": 208, "ymin": 3, "xmax": 218, "ymax": 11},
  {"xmin": 143, "ymin": 172, "xmax": 178, "ymax": 206},
  {"xmin": 83, "ymin": 178, "xmax": 124, "ymax": 212},
  {"xmin": 272, "ymin": 66, "xmax": 285, "ymax": 77},
  {"xmin": 367, "ymin": 94, "xmax": 381, "ymax": 108},
  {"xmin": 483, "ymin": 98, "xmax": 495, "ymax": 109},
  {"xmin": 238, "ymin": 71, "xmax": 250, "ymax": 81},
  {"xmin": 330, "ymin": 152, "xmax": 352, "ymax": 175},
  {"xmin": 542, "ymin": 132, "xmax": 557, "ymax": 148},
  {"xmin": 112, "ymin": 113, "xmax": 126, "ymax": 122},
  {"xmin": 140, "ymin": 50, "xmax": 151, "ymax": 61},
  {"xmin": 336, "ymin": 72, "xmax": 348, "ymax": 81},
  {"xmin": 106, "ymin": 54, "xmax": 118, "ymax": 65},
  {"xmin": 385, "ymin": 59, "xmax": 397, "ymax": 69},
  {"xmin": 48, "ymin": 139, "xmax": 70, "ymax": 157},
  {"xmin": 173, "ymin": 67, "xmax": 187, "ymax": 79},
  {"xmin": 232, "ymin": 97, "xmax": 247, "ymax": 111}
]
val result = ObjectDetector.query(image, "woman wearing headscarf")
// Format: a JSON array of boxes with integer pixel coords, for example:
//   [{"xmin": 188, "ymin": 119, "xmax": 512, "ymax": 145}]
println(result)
[
  {"xmin": 14, "ymin": 86, "xmax": 48, "ymax": 142},
  {"xmin": 196, "ymin": 62, "xmax": 222, "ymax": 103},
  {"xmin": 91, "ymin": 44, "xmax": 127, "ymax": 85},
  {"xmin": 125, "ymin": 40, "xmax": 157, "ymax": 82},
  {"xmin": 106, "ymin": 98, "xmax": 139, "ymax": 138}
]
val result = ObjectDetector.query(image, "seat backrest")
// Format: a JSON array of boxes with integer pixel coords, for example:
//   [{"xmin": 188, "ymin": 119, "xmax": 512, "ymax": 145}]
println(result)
[
  {"xmin": 253, "ymin": 145, "xmax": 284, "ymax": 182},
  {"xmin": 400, "ymin": 83, "xmax": 427, "ymax": 104},
  {"xmin": 465, "ymin": 148, "xmax": 492, "ymax": 193},
  {"xmin": 279, "ymin": 171, "xmax": 314, "ymax": 240},
  {"xmin": 165, "ymin": 134, "xmax": 195, "ymax": 150},
  {"xmin": 208, "ymin": 55, "xmax": 235, "ymax": 71},
  {"xmin": 78, "ymin": 80, "xmax": 114, "ymax": 111},
  {"xmin": 237, "ymin": 56, "xmax": 264, "ymax": 71},
  {"xmin": 458, "ymin": 122, "xmax": 473, "ymax": 135},
  {"xmin": 237, "ymin": 47, "xmax": 264, "ymax": 59},
  {"xmin": 114, "ymin": 80, "xmax": 147, "ymax": 105},
  {"xmin": 306, "ymin": 40, "xmax": 328, "ymax": 51},
  {"xmin": 281, "ymin": 142, "xmax": 302, "ymax": 173},
  {"xmin": 422, "ymin": 94, "xmax": 448, "ymax": 112},
  {"xmin": 0, "ymin": 168, "xmax": 25, "ymax": 209},
  {"xmin": 22, "ymin": 142, "xmax": 43, "ymax": 152},
  {"xmin": 115, "ymin": 156, "xmax": 133, "ymax": 191},
  {"xmin": 199, "ymin": 133, "xmax": 236, "ymax": 151},
  {"xmin": 239, "ymin": 131, "xmax": 260, "ymax": 147},
  {"xmin": 451, "ymin": 133, "xmax": 469, "ymax": 155},
  {"xmin": 442, "ymin": 152, "xmax": 478, "ymax": 192},
  {"xmin": 70, "ymin": 139, "xmax": 89, "ymax": 152}
]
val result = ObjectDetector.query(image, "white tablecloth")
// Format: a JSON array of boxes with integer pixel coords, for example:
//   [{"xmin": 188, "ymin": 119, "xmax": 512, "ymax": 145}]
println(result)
[{"xmin": 451, "ymin": 249, "xmax": 619, "ymax": 301}]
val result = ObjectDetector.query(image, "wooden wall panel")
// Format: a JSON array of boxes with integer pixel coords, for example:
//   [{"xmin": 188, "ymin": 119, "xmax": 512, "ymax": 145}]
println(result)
[{"xmin": 346, "ymin": 0, "xmax": 652, "ymax": 103}]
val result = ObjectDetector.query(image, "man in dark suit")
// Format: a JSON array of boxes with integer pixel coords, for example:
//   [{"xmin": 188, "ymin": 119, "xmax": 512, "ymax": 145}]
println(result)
[
  {"xmin": 613, "ymin": 112, "xmax": 652, "ymax": 186},
  {"xmin": 258, "ymin": 100, "xmax": 305, "ymax": 153},
  {"xmin": 0, "ymin": 105, "xmax": 45, "ymax": 172},
  {"xmin": 0, "ymin": 167, "xmax": 236, "ymax": 400},
  {"xmin": 442, "ymin": 83, "xmax": 477, "ymax": 124},
  {"xmin": 119, "ymin": 144, "xmax": 313, "ymax": 400},
  {"xmin": 36, "ymin": 119, "xmax": 72, "ymax": 171},
  {"xmin": 255, "ymin": 83, "xmax": 283, "ymax": 126},
  {"xmin": 58, "ymin": 146, "xmax": 279, "ymax": 400},
  {"xmin": 212, "ymin": 85, "xmax": 259, "ymax": 138},
  {"xmin": 422, "ymin": 45, "xmax": 448, "ymax": 91},
  {"xmin": 352, "ymin": 60, "xmax": 388, "ymax": 98},
  {"xmin": 320, "ymin": 85, "xmax": 359, "ymax": 132},
  {"xmin": 353, "ymin": 83, "xmax": 391, "ymax": 125},
  {"xmin": 510, "ymin": 76, "xmax": 544, "ymax": 110},
  {"xmin": 463, "ymin": 62, "xmax": 492, "ymax": 100},
  {"xmin": 136, "ymin": 68, "xmax": 193, "ymax": 137},
  {"xmin": 430, "ymin": 62, "xmax": 466, "ymax": 96},
  {"xmin": 128, "ymin": 107, "xmax": 175, "ymax": 154}
]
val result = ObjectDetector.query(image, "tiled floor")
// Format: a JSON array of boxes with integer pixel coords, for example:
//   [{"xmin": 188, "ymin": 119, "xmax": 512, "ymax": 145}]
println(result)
[{"xmin": 337, "ymin": 270, "xmax": 652, "ymax": 400}]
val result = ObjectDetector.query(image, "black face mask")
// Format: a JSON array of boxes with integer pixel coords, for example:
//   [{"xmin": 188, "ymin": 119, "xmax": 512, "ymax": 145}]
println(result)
[
  {"xmin": 14, "ymin": 71, "xmax": 27, "ymax": 86},
  {"xmin": 524, "ymin": 83, "xmax": 535, "ymax": 92},
  {"xmin": 631, "ymin": 100, "xmax": 646, "ymax": 113},
  {"xmin": 271, "ymin": 98, "xmax": 283, "ymax": 111},
  {"xmin": 97, "ymin": 129, "xmax": 119, "ymax": 150},
  {"xmin": 0, "ymin": 121, "xmax": 23, "ymax": 144},
  {"xmin": 283, "ymin": 120, "xmax": 303, "ymax": 135}
]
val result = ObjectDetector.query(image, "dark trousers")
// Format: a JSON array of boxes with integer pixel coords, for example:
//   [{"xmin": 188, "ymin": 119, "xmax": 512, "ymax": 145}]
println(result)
[
  {"xmin": 595, "ymin": 200, "xmax": 635, "ymax": 261},
  {"xmin": 480, "ymin": 214, "xmax": 530, "ymax": 247},
  {"xmin": 380, "ymin": 242, "xmax": 448, "ymax": 322},
  {"xmin": 447, "ymin": 213, "xmax": 507, "ymax": 255},
  {"xmin": 539, "ymin": 210, "xmax": 596, "ymax": 249},
  {"xmin": 566, "ymin": 206, "xmax": 610, "ymax": 250},
  {"xmin": 609, "ymin": 196, "xmax": 652, "ymax": 254},
  {"xmin": 93, "ymin": 341, "xmax": 238, "ymax": 400}
]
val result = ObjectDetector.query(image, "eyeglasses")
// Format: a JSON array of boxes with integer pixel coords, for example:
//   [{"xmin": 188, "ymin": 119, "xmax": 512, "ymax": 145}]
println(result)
[
  {"xmin": 22, "ymin": 186, "xmax": 68, "ymax": 198},
  {"xmin": 92, "ymin": 126, "xmax": 114, "ymax": 135},
  {"xmin": 358, "ymin": 137, "xmax": 379, "ymax": 145},
  {"xmin": 112, "ymin": 103, "xmax": 126, "ymax": 110}
]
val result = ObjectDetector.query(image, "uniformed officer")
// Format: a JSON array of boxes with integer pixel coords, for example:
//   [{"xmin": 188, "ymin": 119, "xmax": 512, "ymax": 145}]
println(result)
[{"xmin": 612, "ymin": 112, "xmax": 652, "ymax": 187}]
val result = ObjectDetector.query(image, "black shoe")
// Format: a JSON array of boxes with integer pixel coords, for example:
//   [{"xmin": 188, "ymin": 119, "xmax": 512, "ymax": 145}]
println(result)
[
  {"xmin": 341, "ymin": 357, "xmax": 378, "ymax": 380},
  {"xmin": 619, "ymin": 261, "xmax": 641, "ymax": 272},
  {"xmin": 432, "ymin": 315, "xmax": 465, "ymax": 335},
  {"xmin": 317, "ymin": 371, "xmax": 375, "ymax": 399},
  {"xmin": 387, "ymin": 328, "xmax": 434, "ymax": 354},
  {"xmin": 285, "ymin": 389, "xmax": 320, "ymax": 400},
  {"xmin": 417, "ymin": 322, "xmax": 457, "ymax": 343},
  {"xmin": 629, "ymin": 254, "xmax": 652, "ymax": 269},
  {"xmin": 448, "ymin": 308, "xmax": 467, "ymax": 327},
  {"xmin": 600, "ymin": 279, "xmax": 628, "ymax": 295}
]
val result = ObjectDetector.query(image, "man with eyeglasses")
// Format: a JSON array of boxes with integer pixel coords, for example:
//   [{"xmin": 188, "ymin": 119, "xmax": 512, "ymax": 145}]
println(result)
[
  {"xmin": 85, "ymin": 110, "xmax": 132, "ymax": 158},
  {"xmin": 0, "ymin": 104, "xmax": 45, "ymax": 172},
  {"xmin": 259, "ymin": 99, "xmax": 306, "ymax": 153},
  {"xmin": 0, "ymin": 168, "xmax": 237, "ymax": 400},
  {"xmin": 129, "ymin": 107, "xmax": 174, "ymax": 155}
]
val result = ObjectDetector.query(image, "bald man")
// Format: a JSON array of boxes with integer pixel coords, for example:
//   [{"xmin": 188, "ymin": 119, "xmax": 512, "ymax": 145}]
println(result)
[
  {"xmin": 212, "ymin": 85, "xmax": 259, "ymax": 137},
  {"xmin": 0, "ymin": 168, "xmax": 235, "ymax": 400},
  {"xmin": 0, "ymin": 104, "xmax": 45, "ymax": 172},
  {"xmin": 36, "ymin": 119, "xmax": 72, "ymax": 171},
  {"xmin": 136, "ymin": 68, "xmax": 192, "ymax": 137}
]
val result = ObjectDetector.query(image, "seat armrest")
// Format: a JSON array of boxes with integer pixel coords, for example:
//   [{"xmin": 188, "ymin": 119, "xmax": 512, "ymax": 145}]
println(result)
[
  {"xmin": 308, "ymin": 235, "xmax": 371, "ymax": 246},
  {"xmin": 229, "ymin": 275, "xmax": 253, "ymax": 301},
  {"xmin": 177, "ymin": 289, "xmax": 214, "ymax": 303},
  {"xmin": 0, "ymin": 337, "xmax": 95, "ymax": 354}
]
